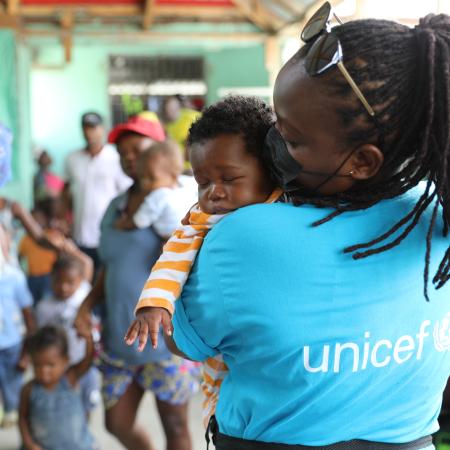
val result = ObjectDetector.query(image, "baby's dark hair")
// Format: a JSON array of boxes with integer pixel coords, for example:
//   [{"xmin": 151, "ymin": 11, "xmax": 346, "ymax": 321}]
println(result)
[
  {"xmin": 27, "ymin": 325, "xmax": 69, "ymax": 358},
  {"xmin": 187, "ymin": 95, "xmax": 274, "ymax": 157},
  {"xmin": 52, "ymin": 254, "xmax": 84, "ymax": 277},
  {"xmin": 289, "ymin": 14, "xmax": 450, "ymax": 299}
]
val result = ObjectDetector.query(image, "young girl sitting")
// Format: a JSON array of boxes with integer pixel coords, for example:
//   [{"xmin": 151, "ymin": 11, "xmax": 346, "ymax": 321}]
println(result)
[
  {"xmin": 19, "ymin": 325, "xmax": 97, "ymax": 450},
  {"xmin": 125, "ymin": 95, "xmax": 281, "ymax": 426},
  {"xmin": 114, "ymin": 139, "xmax": 197, "ymax": 238}
]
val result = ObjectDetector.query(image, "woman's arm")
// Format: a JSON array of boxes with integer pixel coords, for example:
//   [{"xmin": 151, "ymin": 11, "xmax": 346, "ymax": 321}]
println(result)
[
  {"xmin": 74, "ymin": 268, "xmax": 105, "ymax": 334},
  {"xmin": 66, "ymin": 329, "xmax": 94, "ymax": 385},
  {"xmin": 19, "ymin": 382, "xmax": 42, "ymax": 450},
  {"xmin": 10, "ymin": 201, "xmax": 44, "ymax": 242}
]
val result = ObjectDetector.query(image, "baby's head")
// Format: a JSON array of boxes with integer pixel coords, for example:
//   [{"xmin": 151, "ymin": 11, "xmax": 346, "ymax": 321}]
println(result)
[
  {"xmin": 27, "ymin": 325, "xmax": 69, "ymax": 388},
  {"xmin": 138, "ymin": 140, "xmax": 184, "ymax": 190},
  {"xmin": 187, "ymin": 95, "xmax": 275, "ymax": 214},
  {"xmin": 52, "ymin": 255, "xmax": 84, "ymax": 300}
]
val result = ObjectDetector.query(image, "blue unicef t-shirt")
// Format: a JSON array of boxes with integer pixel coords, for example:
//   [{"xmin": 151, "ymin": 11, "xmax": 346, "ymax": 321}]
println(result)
[{"xmin": 173, "ymin": 184, "xmax": 450, "ymax": 445}]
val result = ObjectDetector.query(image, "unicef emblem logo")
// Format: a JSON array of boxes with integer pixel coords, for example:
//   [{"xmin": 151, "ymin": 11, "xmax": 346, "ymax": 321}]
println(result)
[{"xmin": 433, "ymin": 313, "xmax": 450, "ymax": 351}]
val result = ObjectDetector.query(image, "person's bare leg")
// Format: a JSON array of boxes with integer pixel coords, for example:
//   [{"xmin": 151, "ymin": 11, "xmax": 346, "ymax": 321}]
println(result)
[
  {"xmin": 105, "ymin": 380, "xmax": 155, "ymax": 450},
  {"xmin": 156, "ymin": 399, "xmax": 192, "ymax": 450}
]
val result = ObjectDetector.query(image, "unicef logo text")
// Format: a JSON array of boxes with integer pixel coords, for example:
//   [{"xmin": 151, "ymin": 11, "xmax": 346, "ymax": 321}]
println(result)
[{"xmin": 434, "ymin": 312, "xmax": 450, "ymax": 351}]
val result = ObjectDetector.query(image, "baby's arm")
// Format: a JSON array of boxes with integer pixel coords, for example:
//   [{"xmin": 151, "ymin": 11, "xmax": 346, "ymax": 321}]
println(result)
[
  {"xmin": 125, "ymin": 205, "xmax": 211, "ymax": 350},
  {"xmin": 66, "ymin": 326, "xmax": 94, "ymax": 386},
  {"xmin": 114, "ymin": 190, "xmax": 166, "ymax": 231},
  {"xmin": 19, "ymin": 382, "xmax": 42, "ymax": 450}
]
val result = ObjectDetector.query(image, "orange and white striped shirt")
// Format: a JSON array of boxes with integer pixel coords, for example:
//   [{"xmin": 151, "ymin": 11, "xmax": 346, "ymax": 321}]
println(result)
[{"xmin": 135, "ymin": 188, "xmax": 283, "ymax": 427}]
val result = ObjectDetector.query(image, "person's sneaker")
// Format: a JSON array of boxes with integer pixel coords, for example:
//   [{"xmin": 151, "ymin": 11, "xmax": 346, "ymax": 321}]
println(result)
[{"xmin": 1, "ymin": 410, "xmax": 18, "ymax": 428}]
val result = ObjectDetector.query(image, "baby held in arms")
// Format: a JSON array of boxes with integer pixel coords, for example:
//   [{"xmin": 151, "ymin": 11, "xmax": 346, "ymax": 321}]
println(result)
[
  {"xmin": 125, "ymin": 96, "xmax": 282, "ymax": 426},
  {"xmin": 114, "ymin": 139, "xmax": 197, "ymax": 238}
]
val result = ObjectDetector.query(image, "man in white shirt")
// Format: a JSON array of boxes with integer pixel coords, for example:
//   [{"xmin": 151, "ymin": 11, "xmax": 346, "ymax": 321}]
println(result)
[{"xmin": 64, "ymin": 112, "xmax": 131, "ymax": 270}]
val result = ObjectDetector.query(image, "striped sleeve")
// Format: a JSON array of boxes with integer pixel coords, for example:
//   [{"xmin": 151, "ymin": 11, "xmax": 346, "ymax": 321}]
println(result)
[{"xmin": 135, "ymin": 204, "xmax": 225, "ymax": 315}]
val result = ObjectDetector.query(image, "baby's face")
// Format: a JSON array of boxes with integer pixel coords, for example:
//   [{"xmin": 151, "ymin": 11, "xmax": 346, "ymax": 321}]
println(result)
[{"xmin": 190, "ymin": 134, "xmax": 274, "ymax": 215}]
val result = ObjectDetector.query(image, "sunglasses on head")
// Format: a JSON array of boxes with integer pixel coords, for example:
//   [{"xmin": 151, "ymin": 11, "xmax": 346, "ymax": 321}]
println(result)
[{"xmin": 301, "ymin": 1, "xmax": 375, "ymax": 117}]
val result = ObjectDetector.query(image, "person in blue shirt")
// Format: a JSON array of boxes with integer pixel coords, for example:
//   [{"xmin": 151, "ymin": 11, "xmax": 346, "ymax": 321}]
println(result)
[
  {"xmin": 134, "ymin": 7, "xmax": 450, "ymax": 450},
  {"xmin": 74, "ymin": 116, "xmax": 199, "ymax": 450},
  {"xmin": 0, "ymin": 224, "xmax": 35, "ymax": 427}
]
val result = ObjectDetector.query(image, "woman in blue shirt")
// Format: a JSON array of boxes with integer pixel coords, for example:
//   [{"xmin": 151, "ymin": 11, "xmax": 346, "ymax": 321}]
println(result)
[
  {"xmin": 75, "ymin": 116, "xmax": 199, "ymax": 450},
  {"xmin": 159, "ymin": 7, "xmax": 450, "ymax": 450}
]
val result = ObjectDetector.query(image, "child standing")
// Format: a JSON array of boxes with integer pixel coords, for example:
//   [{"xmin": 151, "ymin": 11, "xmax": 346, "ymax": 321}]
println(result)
[
  {"xmin": 18, "ymin": 200, "xmax": 61, "ymax": 304},
  {"xmin": 19, "ymin": 325, "xmax": 97, "ymax": 450},
  {"xmin": 114, "ymin": 139, "xmax": 197, "ymax": 237},
  {"xmin": 0, "ymin": 224, "xmax": 36, "ymax": 427},
  {"xmin": 35, "ymin": 241, "xmax": 100, "ymax": 416},
  {"xmin": 125, "ymin": 96, "xmax": 280, "ymax": 426}
]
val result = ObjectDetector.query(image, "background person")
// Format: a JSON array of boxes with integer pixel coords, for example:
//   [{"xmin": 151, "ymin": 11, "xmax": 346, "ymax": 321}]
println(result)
[
  {"xmin": 64, "ymin": 111, "xmax": 132, "ymax": 272},
  {"xmin": 19, "ymin": 325, "xmax": 97, "ymax": 450},
  {"xmin": 165, "ymin": 9, "xmax": 450, "ymax": 450},
  {"xmin": 160, "ymin": 96, "xmax": 201, "ymax": 171},
  {"xmin": 75, "ymin": 116, "xmax": 199, "ymax": 450},
  {"xmin": 35, "ymin": 246, "xmax": 100, "ymax": 417},
  {"xmin": 33, "ymin": 150, "xmax": 64, "ymax": 202},
  {"xmin": 114, "ymin": 139, "xmax": 196, "ymax": 236},
  {"xmin": 0, "ymin": 224, "xmax": 35, "ymax": 428},
  {"xmin": 18, "ymin": 199, "xmax": 61, "ymax": 304}
]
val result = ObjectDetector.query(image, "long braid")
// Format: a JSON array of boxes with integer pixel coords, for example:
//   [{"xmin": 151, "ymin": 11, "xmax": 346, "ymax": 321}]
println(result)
[{"xmin": 289, "ymin": 15, "xmax": 450, "ymax": 298}]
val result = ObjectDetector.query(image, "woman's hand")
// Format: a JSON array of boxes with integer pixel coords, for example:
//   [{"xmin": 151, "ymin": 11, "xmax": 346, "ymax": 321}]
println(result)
[{"xmin": 124, "ymin": 307, "xmax": 173, "ymax": 351}]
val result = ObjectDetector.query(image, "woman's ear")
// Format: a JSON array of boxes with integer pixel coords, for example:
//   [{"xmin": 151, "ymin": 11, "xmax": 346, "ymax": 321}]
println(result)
[{"xmin": 349, "ymin": 144, "xmax": 384, "ymax": 180}]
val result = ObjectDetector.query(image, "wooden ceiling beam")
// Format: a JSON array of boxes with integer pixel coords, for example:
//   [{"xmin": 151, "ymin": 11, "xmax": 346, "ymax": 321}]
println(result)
[
  {"xmin": 19, "ymin": 4, "xmax": 242, "ymax": 19},
  {"xmin": 153, "ymin": 5, "xmax": 242, "ymax": 19},
  {"xmin": 6, "ymin": 0, "xmax": 19, "ymax": 15},
  {"xmin": 231, "ymin": 0, "xmax": 276, "ymax": 33},
  {"xmin": 22, "ymin": 28, "xmax": 265, "ymax": 42},
  {"xmin": 20, "ymin": 4, "xmax": 141, "ymax": 17},
  {"xmin": 142, "ymin": 0, "xmax": 155, "ymax": 29},
  {"xmin": 60, "ymin": 9, "xmax": 73, "ymax": 63}
]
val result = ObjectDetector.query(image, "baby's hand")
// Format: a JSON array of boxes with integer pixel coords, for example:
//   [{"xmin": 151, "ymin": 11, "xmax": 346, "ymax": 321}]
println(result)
[{"xmin": 124, "ymin": 307, "xmax": 173, "ymax": 351}]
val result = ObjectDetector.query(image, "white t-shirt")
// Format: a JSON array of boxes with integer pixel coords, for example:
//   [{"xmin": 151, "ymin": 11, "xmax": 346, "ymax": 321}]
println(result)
[
  {"xmin": 133, "ymin": 175, "xmax": 198, "ymax": 237},
  {"xmin": 36, "ymin": 280, "xmax": 92, "ymax": 364},
  {"xmin": 65, "ymin": 144, "xmax": 132, "ymax": 248}
]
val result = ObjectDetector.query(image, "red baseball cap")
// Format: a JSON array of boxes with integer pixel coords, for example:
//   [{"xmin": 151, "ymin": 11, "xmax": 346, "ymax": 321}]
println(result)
[{"xmin": 108, "ymin": 114, "xmax": 165, "ymax": 144}]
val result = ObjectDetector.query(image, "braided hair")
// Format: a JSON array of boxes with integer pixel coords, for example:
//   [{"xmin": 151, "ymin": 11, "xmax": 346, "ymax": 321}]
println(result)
[{"xmin": 288, "ymin": 14, "xmax": 450, "ymax": 300}]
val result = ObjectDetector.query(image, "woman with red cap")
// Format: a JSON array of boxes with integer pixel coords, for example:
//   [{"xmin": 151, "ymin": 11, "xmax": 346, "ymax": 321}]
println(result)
[{"xmin": 75, "ymin": 115, "xmax": 199, "ymax": 450}]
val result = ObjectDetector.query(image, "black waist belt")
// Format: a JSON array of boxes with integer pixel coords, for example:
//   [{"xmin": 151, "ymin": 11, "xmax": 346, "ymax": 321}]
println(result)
[{"xmin": 214, "ymin": 433, "xmax": 432, "ymax": 450}]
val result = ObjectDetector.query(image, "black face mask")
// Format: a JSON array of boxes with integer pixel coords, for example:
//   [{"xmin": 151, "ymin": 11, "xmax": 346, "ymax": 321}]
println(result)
[
  {"xmin": 263, "ymin": 125, "xmax": 354, "ymax": 194},
  {"xmin": 263, "ymin": 126, "xmax": 304, "ymax": 192}
]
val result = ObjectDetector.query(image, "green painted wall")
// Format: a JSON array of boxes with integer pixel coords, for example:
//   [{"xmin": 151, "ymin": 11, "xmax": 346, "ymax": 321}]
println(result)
[
  {"xmin": 0, "ymin": 30, "xmax": 33, "ymax": 207},
  {"xmin": 30, "ymin": 37, "xmax": 270, "ymax": 177}
]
